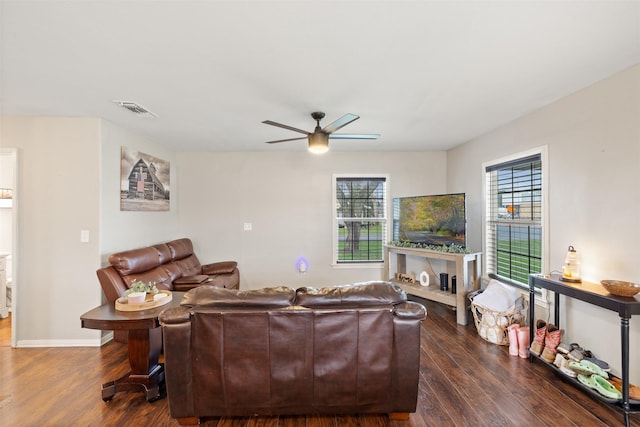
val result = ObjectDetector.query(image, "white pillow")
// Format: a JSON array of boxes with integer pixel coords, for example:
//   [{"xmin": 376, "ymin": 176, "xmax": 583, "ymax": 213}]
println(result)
[{"xmin": 472, "ymin": 279, "xmax": 521, "ymax": 312}]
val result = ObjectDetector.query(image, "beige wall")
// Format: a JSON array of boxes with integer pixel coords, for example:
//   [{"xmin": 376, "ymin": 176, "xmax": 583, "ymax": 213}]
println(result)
[
  {"xmin": 0, "ymin": 117, "xmax": 102, "ymax": 345},
  {"xmin": 176, "ymin": 151, "xmax": 448, "ymax": 289},
  {"xmin": 448, "ymin": 64, "xmax": 640, "ymax": 382}
]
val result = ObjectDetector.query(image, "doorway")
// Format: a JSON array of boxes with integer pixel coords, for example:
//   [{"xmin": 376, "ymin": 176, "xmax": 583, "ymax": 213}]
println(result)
[{"xmin": 0, "ymin": 148, "xmax": 17, "ymax": 347}]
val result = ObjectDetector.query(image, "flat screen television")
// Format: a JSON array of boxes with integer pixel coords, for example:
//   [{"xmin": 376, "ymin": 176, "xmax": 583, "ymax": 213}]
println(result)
[{"xmin": 392, "ymin": 193, "xmax": 466, "ymax": 248}]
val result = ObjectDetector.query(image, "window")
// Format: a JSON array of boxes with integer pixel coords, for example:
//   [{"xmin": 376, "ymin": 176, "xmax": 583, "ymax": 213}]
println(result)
[
  {"xmin": 333, "ymin": 175, "xmax": 388, "ymax": 264},
  {"xmin": 484, "ymin": 148, "xmax": 547, "ymax": 287}
]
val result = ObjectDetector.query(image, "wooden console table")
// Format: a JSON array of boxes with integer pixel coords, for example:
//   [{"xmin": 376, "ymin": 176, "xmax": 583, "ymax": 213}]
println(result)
[
  {"xmin": 529, "ymin": 274, "xmax": 640, "ymax": 427},
  {"xmin": 80, "ymin": 292, "xmax": 184, "ymax": 402},
  {"xmin": 384, "ymin": 246, "xmax": 482, "ymax": 325}
]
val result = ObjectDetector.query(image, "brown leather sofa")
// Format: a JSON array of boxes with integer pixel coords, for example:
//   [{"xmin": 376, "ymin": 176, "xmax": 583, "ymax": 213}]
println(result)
[
  {"xmin": 159, "ymin": 281, "xmax": 426, "ymax": 425},
  {"xmin": 97, "ymin": 237, "xmax": 239, "ymax": 342}
]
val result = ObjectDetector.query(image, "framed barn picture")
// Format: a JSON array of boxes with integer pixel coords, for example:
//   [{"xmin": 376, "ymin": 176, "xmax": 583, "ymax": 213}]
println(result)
[{"xmin": 120, "ymin": 147, "xmax": 170, "ymax": 211}]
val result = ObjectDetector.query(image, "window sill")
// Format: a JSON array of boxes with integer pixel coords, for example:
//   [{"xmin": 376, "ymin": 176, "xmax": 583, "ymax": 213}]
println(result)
[{"xmin": 332, "ymin": 263, "xmax": 384, "ymax": 269}]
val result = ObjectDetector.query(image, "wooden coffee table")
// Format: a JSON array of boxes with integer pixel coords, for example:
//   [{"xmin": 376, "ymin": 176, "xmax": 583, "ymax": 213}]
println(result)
[{"xmin": 80, "ymin": 292, "xmax": 184, "ymax": 402}]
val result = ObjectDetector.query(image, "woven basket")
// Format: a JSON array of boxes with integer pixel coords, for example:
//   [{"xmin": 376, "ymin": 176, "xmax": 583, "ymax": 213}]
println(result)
[{"xmin": 469, "ymin": 290, "xmax": 528, "ymax": 346}]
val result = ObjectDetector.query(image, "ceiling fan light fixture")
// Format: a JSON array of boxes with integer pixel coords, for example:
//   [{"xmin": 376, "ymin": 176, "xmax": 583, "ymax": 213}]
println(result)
[
  {"xmin": 308, "ymin": 133, "xmax": 329, "ymax": 154},
  {"xmin": 263, "ymin": 111, "xmax": 378, "ymax": 150}
]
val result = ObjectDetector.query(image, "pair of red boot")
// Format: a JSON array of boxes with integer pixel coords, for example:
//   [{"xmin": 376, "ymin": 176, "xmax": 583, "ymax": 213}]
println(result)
[
  {"xmin": 507, "ymin": 324, "xmax": 530, "ymax": 358},
  {"xmin": 530, "ymin": 319, "xmax": 564, "ymax": 363}
]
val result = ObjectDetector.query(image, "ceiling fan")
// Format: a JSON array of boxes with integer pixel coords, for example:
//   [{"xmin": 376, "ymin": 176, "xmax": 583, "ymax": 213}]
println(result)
[{"xmin": 262, "ymin": 112, "xmax": 380, "ymax": 154}]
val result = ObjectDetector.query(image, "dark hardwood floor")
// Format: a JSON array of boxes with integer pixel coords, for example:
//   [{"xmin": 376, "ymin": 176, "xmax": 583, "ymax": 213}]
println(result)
[{"xmin": 0, "ymin": 300, "xmax": 637, "ymax": 426}]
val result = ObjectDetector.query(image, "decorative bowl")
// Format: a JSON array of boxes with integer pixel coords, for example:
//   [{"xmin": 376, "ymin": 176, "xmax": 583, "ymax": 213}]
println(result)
[
  {"xmin": 127, "ymin": 291, "xmax": 146, "ymax": 304},
  {"xmin": 153, "ymin": 293, "xmax": 168, "ymax": 301},
  {"xmin": 601, "ymin": 280, "xmax": 640, "ymax": 298}
]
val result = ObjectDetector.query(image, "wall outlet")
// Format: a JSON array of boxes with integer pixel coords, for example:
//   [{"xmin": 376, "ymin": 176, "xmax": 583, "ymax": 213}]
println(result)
[
  {"xmin": 80, "ymin": 230, "xmax": 90, "ymax": 243},
  {"xmin": 243, "ymin": 222, "xmax": 252, "ymax": 231}
]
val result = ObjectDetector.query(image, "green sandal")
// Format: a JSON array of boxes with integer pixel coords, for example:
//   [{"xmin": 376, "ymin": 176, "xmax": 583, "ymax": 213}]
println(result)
[
  {"xmin": 593, "ymin": 374, "xmax": 622, "ymax": 400},
  {"xmin": 569, "ymin": 360, "xmax": 609, "ymax": 378},
  {"xmin": 580, "ymin": 360, "xmax": 609, "ymax": 378},
  {"xmin": 578, "ymin": 374, "xmax": 597, "ymax": 389},
  {"xmin": 569, "ymin": 360, "xmax": 598, "ymax": 376}
]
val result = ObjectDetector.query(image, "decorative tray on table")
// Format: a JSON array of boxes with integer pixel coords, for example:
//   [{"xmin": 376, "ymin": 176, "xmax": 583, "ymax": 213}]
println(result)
[{"xmin": 115, "ymin": 290, "xmax": 172, "ymax": 312}]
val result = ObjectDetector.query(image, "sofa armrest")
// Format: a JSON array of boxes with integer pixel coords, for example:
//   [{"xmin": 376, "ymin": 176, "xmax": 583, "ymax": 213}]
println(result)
[
  {"xmin": 173, "ymin": 274, "xmax": 211, "ymax": 292},
  {"xmin": 394, "ymin": 301, "xmax": 427, "ymax": 321},
  {"xmin": 391, "ymin": 300, "xmax": 426, "ymax": 413},
  {"xmin": 201, "ymin": 261, "xmax": 237, "ymax": 275},
  {"xmin": 172, "ymin": 282, "xmax": 206, "ymax": 292},
  {"xmin": 96, "ymin": 266, "xmax": 128, "ymax": 303},
  {"xmin": 159, "ymin": 306, "xmax": 192, "ymax": 325},
  {"xmin": 159, "ymin": 306, "xmax": 194, "ymax": 419}
]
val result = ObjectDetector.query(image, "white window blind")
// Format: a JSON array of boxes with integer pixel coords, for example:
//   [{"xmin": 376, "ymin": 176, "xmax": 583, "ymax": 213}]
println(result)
[
  {"xmin": 334, "ymin": 175, "xmax": 387, "ymax": 264},
  {"xmin": 485, "ymin": 153, "xmax": 543, "ymax": 286}
]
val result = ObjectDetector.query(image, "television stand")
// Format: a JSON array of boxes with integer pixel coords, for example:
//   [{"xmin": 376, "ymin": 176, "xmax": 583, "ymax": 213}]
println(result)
[{"xmin": 384, "ymin": 245, "xmax": 482, "ymax": 325}]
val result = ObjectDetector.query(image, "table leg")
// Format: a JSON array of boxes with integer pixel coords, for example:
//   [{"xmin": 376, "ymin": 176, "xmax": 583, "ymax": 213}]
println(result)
[
  {"xmin": 621, "ymin": 316, "xmax": 630, "ymax": 427},
  {"xmin": 102, "ymin": 327, "xmax": 164, "ymax": 402},
  {"xmin": 529, "ymin": 279, "xmax": 535, "ymax": 362}
]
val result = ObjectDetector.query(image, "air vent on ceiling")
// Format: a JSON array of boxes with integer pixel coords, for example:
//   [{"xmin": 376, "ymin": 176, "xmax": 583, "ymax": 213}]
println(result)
[{"xmin": 112, "ymin": 100, "xmax": 158, "ymax": 118}]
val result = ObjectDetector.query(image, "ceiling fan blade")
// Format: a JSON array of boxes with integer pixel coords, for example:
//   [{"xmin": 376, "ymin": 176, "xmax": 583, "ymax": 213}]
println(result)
[
  {"xmin": 329, "ymin": 133, "xmax": 380, "ymax": 140},
  {"xmin": 262, "ymin": 120, "xmax": 310, "ymax": 135},
  {"xmin": 265, "ymin": 137, "xmax": 307, "ymax": 144},
  {"xmin": 322, "ymin": 113, "xmax": 360, "ymax": 134}
]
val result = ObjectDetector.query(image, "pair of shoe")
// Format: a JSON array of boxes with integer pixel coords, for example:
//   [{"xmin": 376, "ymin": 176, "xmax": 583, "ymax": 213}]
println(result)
[
  {"xmin": 507, "ymin": 324, "xmax": 530, "ymax": 358},
  {"xmin": 553, "ymin": 352, "xmax": 577, "ymax": 378},
  {"xmin": 558, "ymin": 342, "xmax": 611, "ymax": 371},
  {"xmin": 530, "ymin": 319, "xmax": 564, "ymax": 363},
  {"xmin": 577, "ymin": 373, "xmax": 622, "ymax": 400}
]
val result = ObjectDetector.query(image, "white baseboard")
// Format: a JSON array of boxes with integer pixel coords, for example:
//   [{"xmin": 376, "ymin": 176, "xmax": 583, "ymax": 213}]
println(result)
[
  {"xmin": 16, "ymin": 332, "xmax": 113, "ymax": 348},
  {"xmin": 16, "ymin": 339, "xmax": 101, "ymax": 347},
  {"xmin": 102, "ymin": 331, "xmax": 114, "ymax": 345}
]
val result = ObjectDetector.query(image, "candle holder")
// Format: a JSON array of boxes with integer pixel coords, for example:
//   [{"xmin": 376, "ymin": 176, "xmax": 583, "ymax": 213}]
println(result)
[{"xmin": 560, "ymin": 245, "xmax": 582, "ymax": 283}]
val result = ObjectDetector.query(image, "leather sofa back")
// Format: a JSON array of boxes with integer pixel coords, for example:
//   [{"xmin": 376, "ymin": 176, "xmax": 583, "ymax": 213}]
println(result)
[
  {"xmin": 159, "ymin": 282, "xmax": 426, "ymax": 420},
  {"xmin": 295, "ymin": 280, "xmax": 406, "ymax": 307}
]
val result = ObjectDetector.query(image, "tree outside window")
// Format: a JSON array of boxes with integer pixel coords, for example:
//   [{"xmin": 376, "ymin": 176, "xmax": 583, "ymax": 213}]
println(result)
[{"xmin": 334, "ymin": 176, "xmax": 387, "ymax": 263}]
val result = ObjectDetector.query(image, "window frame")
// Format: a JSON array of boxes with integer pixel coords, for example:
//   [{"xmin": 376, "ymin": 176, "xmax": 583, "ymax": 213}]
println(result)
[
  {"xmin": 332, "ymin": 173, "xmax": 389, "ymax": 267},
  {"xmin": 482, "ymin": 146, "xmax": 549, "ymax": 297}
]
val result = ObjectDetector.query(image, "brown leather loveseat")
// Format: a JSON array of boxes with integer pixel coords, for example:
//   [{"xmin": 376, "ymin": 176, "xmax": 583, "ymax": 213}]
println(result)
[
  {"xmin": 97, "ymin": 238, "xmax": 239, "ymax": 341},
  {"xmin": 159, "ymin": 281, "xmax": 426, "ymax": 425},
  {"xmin": 97, "ymin": 237, "xmax": 239, "ymax": 302}
]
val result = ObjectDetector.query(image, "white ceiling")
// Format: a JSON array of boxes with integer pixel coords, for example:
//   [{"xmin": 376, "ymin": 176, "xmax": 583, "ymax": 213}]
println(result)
[{"xmin": 1, "ymin": 1, "xmax": 639, "ymax": 152}]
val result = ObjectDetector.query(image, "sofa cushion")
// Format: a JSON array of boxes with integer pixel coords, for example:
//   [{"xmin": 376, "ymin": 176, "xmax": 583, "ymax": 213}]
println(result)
[
  {"xmin": 151, "ymin": 243, "xmax": 173, "ymax": 264},
  {"xmin": 162, "ymin": 261, "xmax": 183, "ymax": 283},
  {"xmin": 122, "ymin": 266, "xmax": 172, "ymax": 290},
  {"xmin": 175, "ymin": 254, "xmax": 202, "ymax": 276},
  {"xmin": 181, "ymin": 285, "xmax": 295, "ymax": 308},
  {"xmin": 109, "ymin": 247, "xmax": 162, "ymax": 276},
  {"xmin": 167, "ymin": 238, "xmax": 194, "ymax": 260},
  {"xmin": 295, "ymin": 281, "xmax": 406, "ymax": 308}
]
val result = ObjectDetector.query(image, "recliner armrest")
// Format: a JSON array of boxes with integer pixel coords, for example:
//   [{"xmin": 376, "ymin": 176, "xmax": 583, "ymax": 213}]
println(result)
[
  {"xmin": 172, "ymin": 283, "xmax": 206, "ymax": 292},
  {"xmin": 202, "ymin": 261, "xmax": 237, "ymax": 275},
  {"xmin": 158, "ymin": 306, "xmax": 192, "ymax": 325},
  {"xmin": 394, "ymin": 301, "xmax": 427, "ymax": 321}
]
